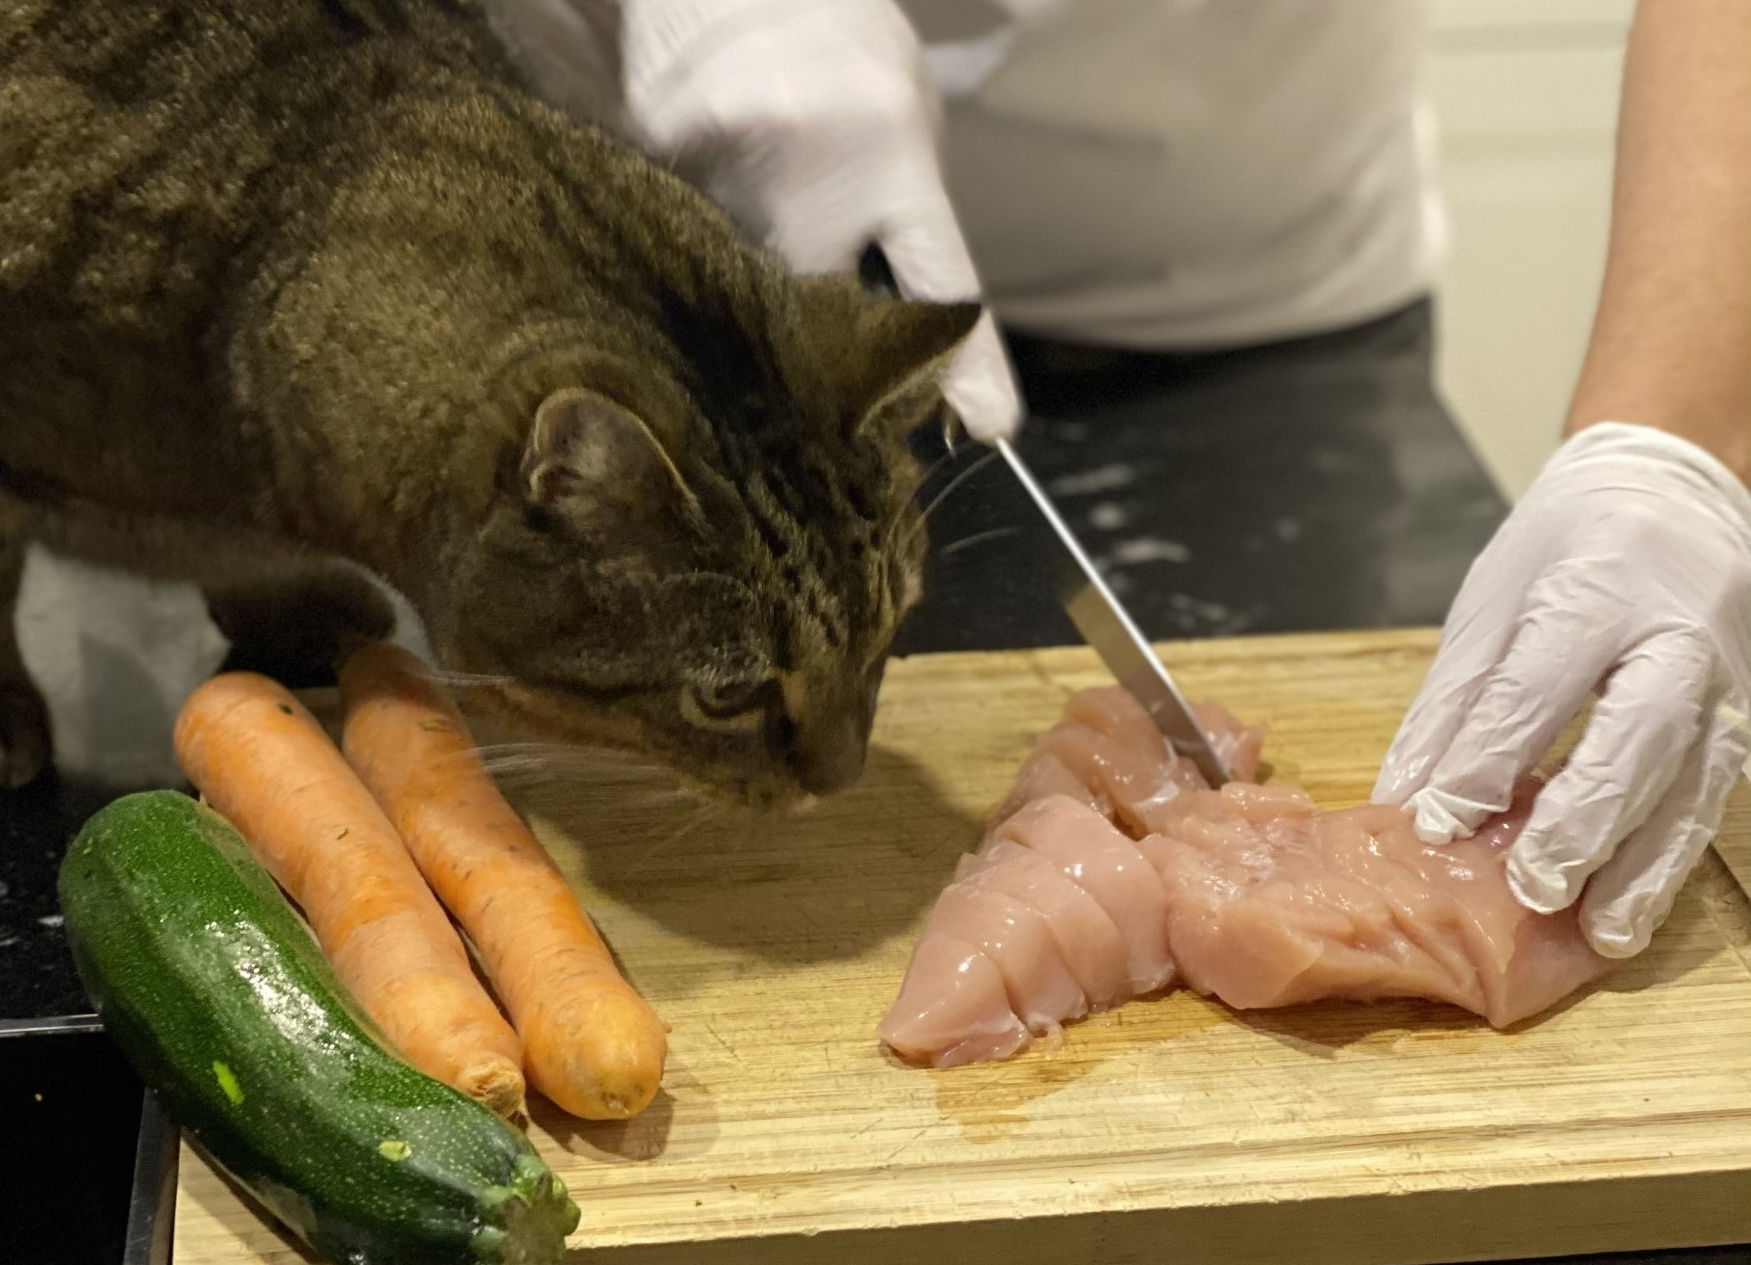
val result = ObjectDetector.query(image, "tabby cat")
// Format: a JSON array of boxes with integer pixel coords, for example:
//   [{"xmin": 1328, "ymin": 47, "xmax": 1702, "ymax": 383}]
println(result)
[{"xmin": 0, "ymin": 0, "xmax": 979, "ymax": 801}]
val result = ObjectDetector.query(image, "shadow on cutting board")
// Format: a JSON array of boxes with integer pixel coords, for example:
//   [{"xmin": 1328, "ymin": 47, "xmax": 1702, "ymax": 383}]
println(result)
[
  {"xmin": 507, "ymin": 742, "xmax": 981, "ymax": 970},
  {"xmin": 534, "ymin": 1080, "xmax": 695, "ymax": 1165},
  {"xmin": 183, "ymin": 1156, "xmax": 321, "ymax": 1265}
]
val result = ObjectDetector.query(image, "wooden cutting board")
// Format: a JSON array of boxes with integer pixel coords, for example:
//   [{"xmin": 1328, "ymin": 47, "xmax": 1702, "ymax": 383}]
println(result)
[{"xmin": 170, "ymin": 629, "xmax": 1751, "ymax": 1265}]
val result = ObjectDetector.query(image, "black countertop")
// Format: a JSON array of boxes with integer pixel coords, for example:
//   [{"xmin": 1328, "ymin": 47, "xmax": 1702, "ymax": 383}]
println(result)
[
  {"xmin": 5, "ymin": 301, "xmax": 1743, "ymax": 1265},
  {"xmin": 894, "ymin": 299, "xmax": 1505, "ymax": 657},
  {"xmin": 2, "ymin": 775, "xmax": 147, "ymax": 1023}
]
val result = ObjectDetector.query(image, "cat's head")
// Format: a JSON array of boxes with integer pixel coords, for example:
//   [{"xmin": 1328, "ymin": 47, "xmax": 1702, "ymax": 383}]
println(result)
[{"xmin": 435, "ymin": 273, "xmax": 980, "ymax": 808}]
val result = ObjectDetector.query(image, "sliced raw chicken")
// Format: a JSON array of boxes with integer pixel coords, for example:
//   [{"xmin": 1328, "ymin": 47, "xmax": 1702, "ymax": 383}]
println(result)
[
  {"xmin": 1190, "ymin": 699, "xmax": 1266, "ymax": 784},
  {"xmin": 1000, "ymin": 749, "xmax": 1104, "ymax": 817},
  {"xmin": 878, "ymin": 935, "xmax": 1029, "ymax": 1068},
  {"xmin": 879, "ymin": 687, "xmax": 1614, "ymax": 1068},
  {"xmin": 920, "ymin": 884, "xmax": 1089, "ymax": 1036},
  {"xmin": 957, "ymin": 840, "xmax": 1132, "ymax": 1010},
  {"xmin": 993, "ymin": 797, "xmax": 1176, "ymax": 996},
  {"xmin": 996, "ymin": 687, "xmax": 1268, "ymax": 839}
]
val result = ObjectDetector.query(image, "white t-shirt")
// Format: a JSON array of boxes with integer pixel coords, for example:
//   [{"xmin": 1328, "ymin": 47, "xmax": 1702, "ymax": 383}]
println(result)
[{"xmin": 904, "ymin": 0, "xmax": 1444, "ymax": 350}]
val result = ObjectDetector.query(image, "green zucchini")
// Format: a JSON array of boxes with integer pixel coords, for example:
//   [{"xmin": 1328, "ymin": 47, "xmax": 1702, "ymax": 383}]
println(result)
[{"xmin": 58, "ymin": 790, "xmax": 580, "ymax": 1265}]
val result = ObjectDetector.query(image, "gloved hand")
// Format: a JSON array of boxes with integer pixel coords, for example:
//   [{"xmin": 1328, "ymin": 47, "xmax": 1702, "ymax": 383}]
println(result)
[
  {"xmin": 618, "ymin": 0, "xmax": 1023, "ymax": 442},
  {"xmin": 1373, "ymin": 422, "xmax": 1751, "ymax": 958}
]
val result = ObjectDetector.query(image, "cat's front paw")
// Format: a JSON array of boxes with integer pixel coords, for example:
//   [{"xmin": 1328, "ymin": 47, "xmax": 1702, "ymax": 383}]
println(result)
[{"xmin": 0, "ymin": 681, "xmax": 51, "ymax": 790}]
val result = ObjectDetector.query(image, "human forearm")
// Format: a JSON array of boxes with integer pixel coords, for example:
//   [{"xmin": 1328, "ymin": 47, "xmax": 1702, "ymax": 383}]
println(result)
[
  {"xmin": 1374, "ymin": 1, "xmax": 1751, "ymax": 956},
  {"xmin": 1565, "ymin": 0, "xmax": 1751, "ymax": 481}
]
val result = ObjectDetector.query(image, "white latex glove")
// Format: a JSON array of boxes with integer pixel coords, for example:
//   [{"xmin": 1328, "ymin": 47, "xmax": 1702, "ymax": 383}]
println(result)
[
  {"xmin": 1373, "ymin": 422, "xmax": 1751, "ymax": 959},
  {"xmin": 617, "ymin": 0, "xmax": 1023, "ymax": 442}
]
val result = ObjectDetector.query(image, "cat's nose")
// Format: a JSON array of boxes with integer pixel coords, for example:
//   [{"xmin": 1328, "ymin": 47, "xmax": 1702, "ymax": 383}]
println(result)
[{"xmin": 792, "ymin": 714, "xmax": 868, "ymax": 795}]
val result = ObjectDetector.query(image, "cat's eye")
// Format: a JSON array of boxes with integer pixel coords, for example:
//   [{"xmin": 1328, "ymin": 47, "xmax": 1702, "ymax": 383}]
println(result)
[{"xmin": 682, "ymin": 678, "xmax": 775, "ymax": 730}]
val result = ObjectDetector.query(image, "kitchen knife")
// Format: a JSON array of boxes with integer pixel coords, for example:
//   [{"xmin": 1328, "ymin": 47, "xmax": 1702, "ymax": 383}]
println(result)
[
  {"xmin": 854, "ymin": 243, "xmax": 1230, "ymax": 785},
  {"xmin": 994, "ymin": 439, "xmax": 1231, "ymax": 787}
]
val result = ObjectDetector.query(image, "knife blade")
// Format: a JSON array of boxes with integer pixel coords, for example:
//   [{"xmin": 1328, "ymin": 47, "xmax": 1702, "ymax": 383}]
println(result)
[
  {"xmin": 995, "ymin": 438, "xmax": 1232, "ymax": 787},
  {"xmin": 852, "ymin": 242, "xmax": 1229, "ymax": 784}
]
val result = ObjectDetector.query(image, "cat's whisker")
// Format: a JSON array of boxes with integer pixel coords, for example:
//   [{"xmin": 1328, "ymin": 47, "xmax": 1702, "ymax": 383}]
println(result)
[
  {"xmin": 529, "ymin": 785, "xmax": 698, "ymax": 819},
  {"xmin": 469, "ymin": 753, "xmax": 543, "ymax": 776},
  {"xmin": 481, "ymin": 766, "xmax": 674, "ymax": 794},
  {"xmin": 380, "ymin": 657, "xmax": 501, "ymax": 686},
  {"xmin": 907, "ymin": 447, "xmax": 961, "ymax": 499},
  {"xmin": 880, "ymin": 447, "xmax": 987, "ymax": 555},
  {"xmin": 935, "ymin": 525, "xmax": 1023, "ymax": 559},
  {"xmin": 471, "ymin": 743, "xmax": 676, "ymax": 790},
  {"xmin": 468, "ymin": 744, "xmax": 580, "ymax": 771},
  {"xmin": 915, "ymin": 448, "xmax": 998, "ymax": 525},
  {"xmin": 470, "ymin": 739, "xmax": 605, "ymax": 752},
  {"xmin": 940, "ymin": 410, "xmax": 966, "ymax": 457},
  {"xmin": 894, "ymin": 448, "xmax": 1001, "ymax": 554},
  {"xmin": 420, "ymin": 668, "xmax": 515, "ymax": 688},
  {"xmin": 623, "ymin": 800, "xmax": 724, "ymax": 879},
  {"xmin": 475, "ymin": 756, "xmax": 577, "ymax": 781},
  {"xmin": 470, "ymin": 740, "xmax": 666, "ymax": 770},
  {"xmin": 469, "ymin": 742, "xmax": 613, "ymax": 762}
]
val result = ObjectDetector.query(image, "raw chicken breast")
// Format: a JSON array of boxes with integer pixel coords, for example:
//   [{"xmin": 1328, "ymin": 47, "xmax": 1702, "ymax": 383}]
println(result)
[
  {"xmin": 879, "ymin": 687, "xmax": 1614, "ymax": 1068},
  {"xmin": 1150, "ymin": 785, "xmax": 1605, "ymax": 1027}
]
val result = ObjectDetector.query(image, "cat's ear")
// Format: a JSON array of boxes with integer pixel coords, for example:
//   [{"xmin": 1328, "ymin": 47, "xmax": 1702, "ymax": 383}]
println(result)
[
  {"xmin": 851, "ymin": 296, "xmax": 983, "ymax": 438},
  {"xmin": 860, "ymin": 298, "xmax": 983, "ymax": 388},
  {"xmin": 521, "ymin": 388, "xmax": 701, "ymax": 561},
  {"xmin": 797, "ymin": 276, "xmax": 982, "ymax": 436}
]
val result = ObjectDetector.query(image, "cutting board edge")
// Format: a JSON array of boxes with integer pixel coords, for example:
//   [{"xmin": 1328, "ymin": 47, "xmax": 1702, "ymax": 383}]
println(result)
[
  {"xmin": 171, "ymin": 1137, "xmax": 1751, "ymax": 1265},
  {"xmin": 887, "ymin": 625, "xmax": 1445, "ymax": 669},
  {"xmin": 547, "ymin": 1164, "xmax": 1751, "ymax": 1265}
]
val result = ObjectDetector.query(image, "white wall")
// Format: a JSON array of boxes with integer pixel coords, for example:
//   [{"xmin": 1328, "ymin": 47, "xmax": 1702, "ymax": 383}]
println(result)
[{"xmin": 1423, "ymin": 0, "xmax": 1633, "ymax": 498}]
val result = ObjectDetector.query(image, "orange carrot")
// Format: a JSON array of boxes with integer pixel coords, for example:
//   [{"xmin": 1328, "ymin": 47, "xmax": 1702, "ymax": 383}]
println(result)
[
  {"xmin": 173, "ymin": 672, "xmax": 528, "ymax": 1118},
  {"xmin": 338, "ymin": 642, "xmax": 669, "ymax": 1120}
]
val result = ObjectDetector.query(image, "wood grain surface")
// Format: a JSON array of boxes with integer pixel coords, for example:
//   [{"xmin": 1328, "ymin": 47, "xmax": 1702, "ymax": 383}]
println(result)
[{"xmin": 170, "ymin": 629, "xmax": 1751, "ymax": 1265}]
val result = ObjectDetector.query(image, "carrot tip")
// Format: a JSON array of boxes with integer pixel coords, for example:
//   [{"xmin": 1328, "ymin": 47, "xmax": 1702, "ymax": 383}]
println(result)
[
  {"xmin": 458, "ymin": 1058, "xmax": 529, "ymax": 1121},
  {"xmin": 547, "ymin": 1076, "xmax": 660, "ymax": 1121}
]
